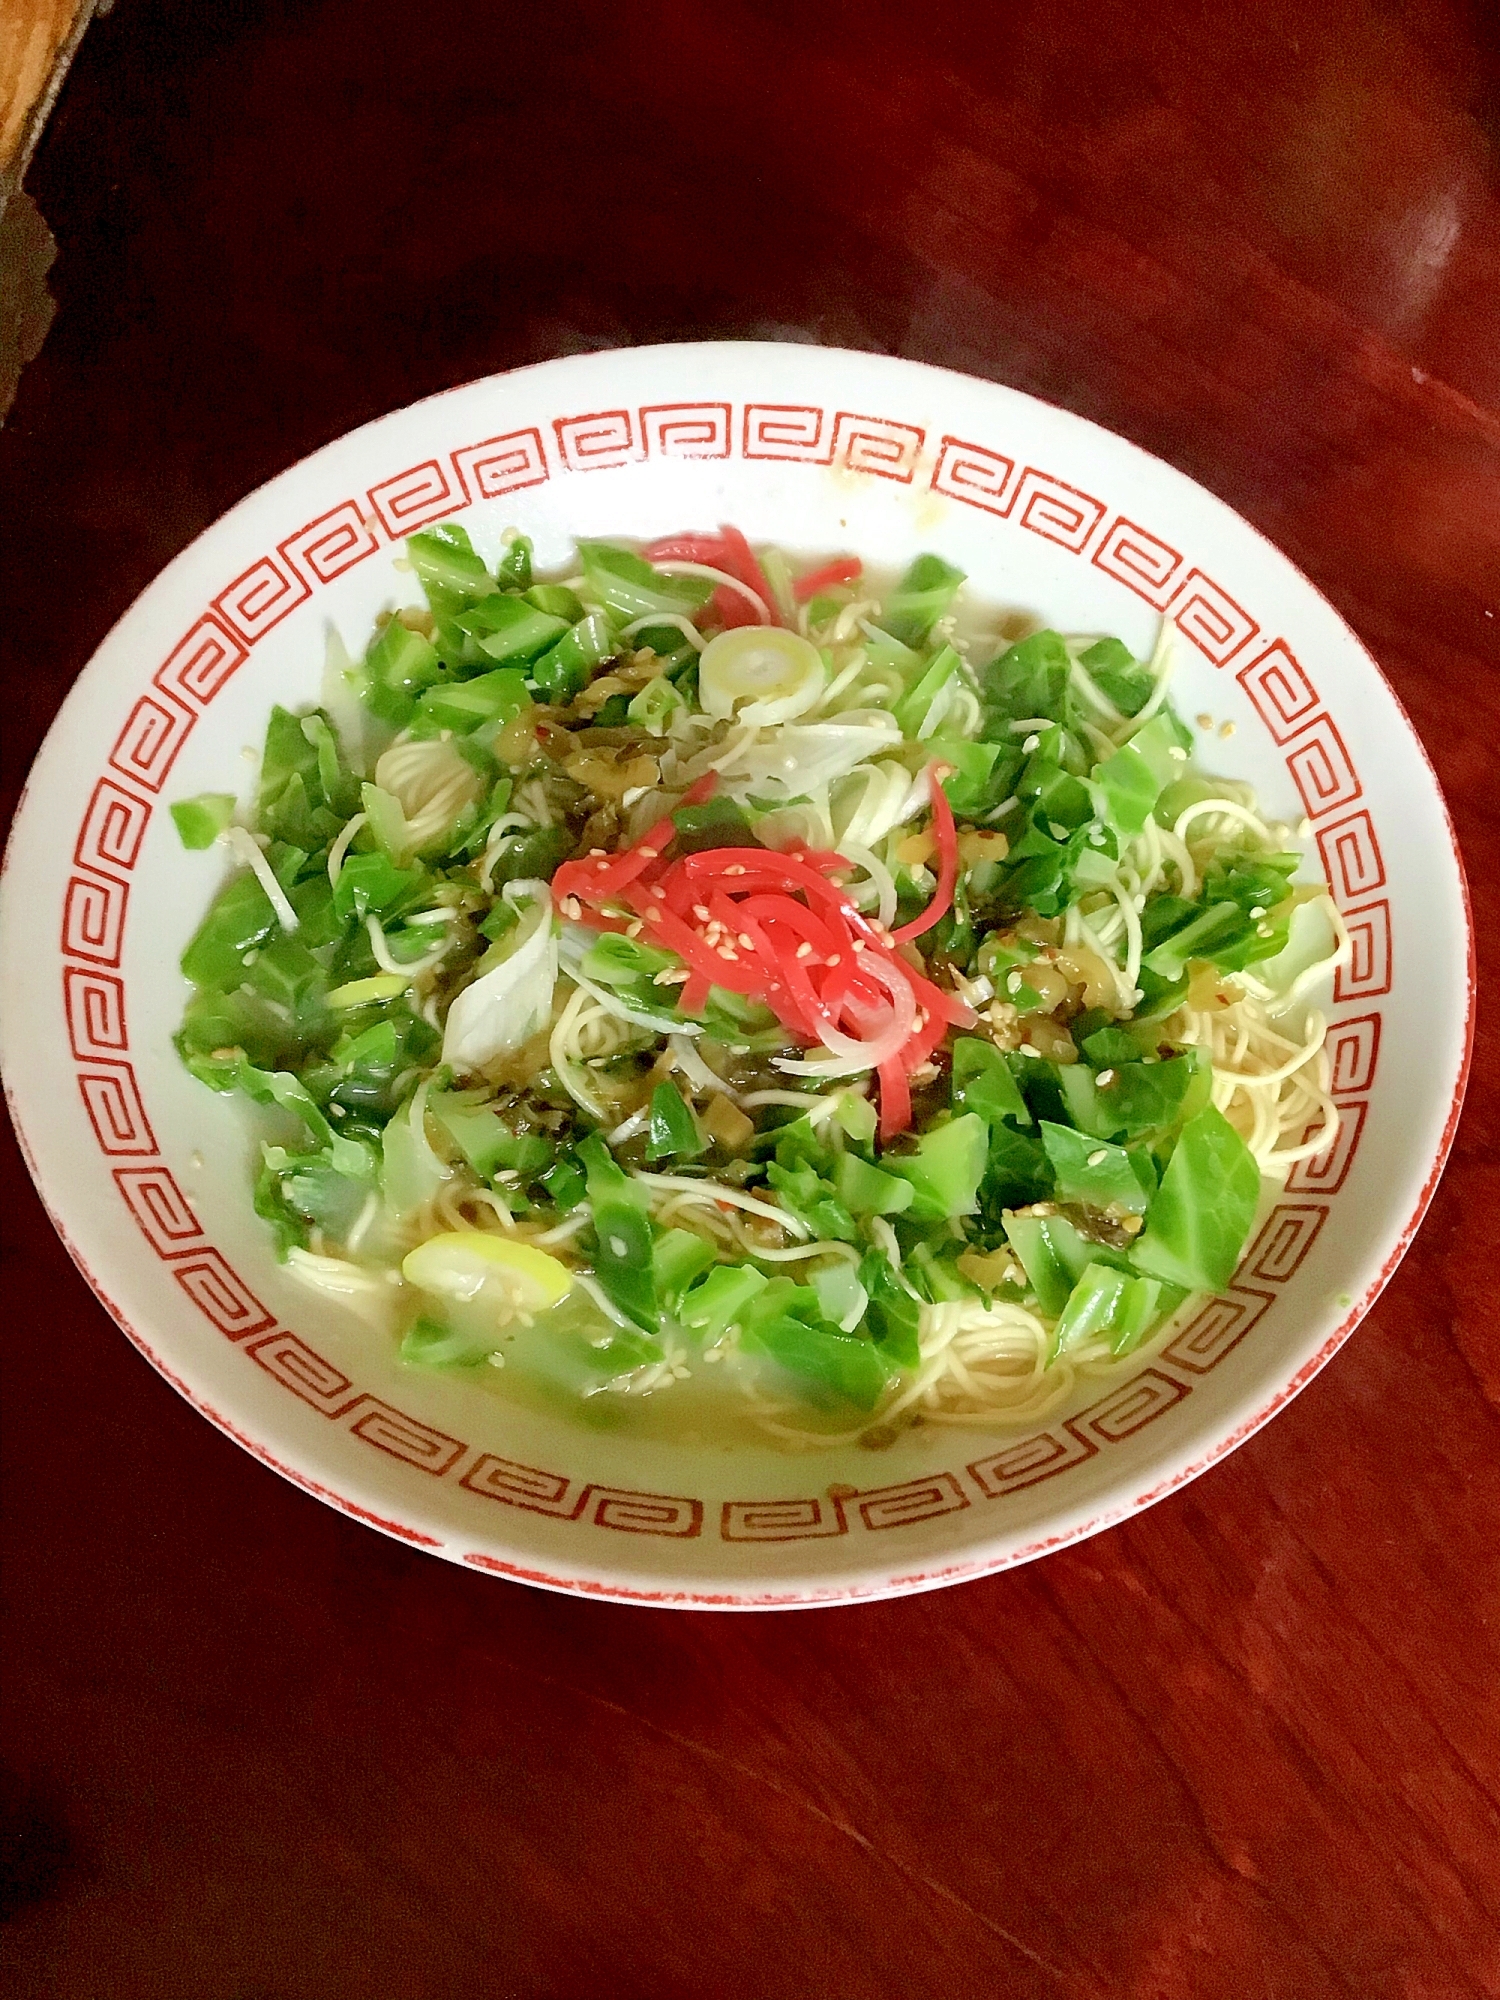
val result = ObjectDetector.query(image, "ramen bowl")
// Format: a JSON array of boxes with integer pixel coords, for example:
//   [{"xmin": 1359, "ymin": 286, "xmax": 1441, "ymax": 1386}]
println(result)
[{"xmin": 0, "ymin": 343, "xmax": 1471, "ymax": 1606}]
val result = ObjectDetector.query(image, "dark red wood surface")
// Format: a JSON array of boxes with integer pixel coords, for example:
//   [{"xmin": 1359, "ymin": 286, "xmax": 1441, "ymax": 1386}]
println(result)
[{"xmin": 3, "ymin": 2, "xmax": 1499, "ymax": 1993}]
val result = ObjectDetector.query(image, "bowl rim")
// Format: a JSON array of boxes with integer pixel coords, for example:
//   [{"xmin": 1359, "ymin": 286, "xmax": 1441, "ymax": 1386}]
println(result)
[{"xmin": 0, "ymin": 340, "xmax": 1476, "ymax": 1607}]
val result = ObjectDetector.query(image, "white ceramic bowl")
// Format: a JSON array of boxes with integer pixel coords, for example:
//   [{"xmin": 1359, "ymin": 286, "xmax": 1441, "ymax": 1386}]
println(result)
[{"xmin": 0, "ymin": 344, "xmax": 1472, "ymax": 1606}]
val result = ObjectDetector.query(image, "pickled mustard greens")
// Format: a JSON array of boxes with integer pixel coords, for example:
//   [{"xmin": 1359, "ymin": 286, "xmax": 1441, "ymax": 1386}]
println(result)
[{"xmin": 173, "ymin": 524, "xmax": 1350, "ymax": 1444}]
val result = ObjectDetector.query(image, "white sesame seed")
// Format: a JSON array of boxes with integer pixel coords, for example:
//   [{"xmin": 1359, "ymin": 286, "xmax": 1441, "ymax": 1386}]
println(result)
[
  {"xmin": 1022, "ymin": 735, "xmax": 1040, "ymax": 754},
  {"xmin": 1087, "ymin": 1148, "xmax": 1108, "ymax": 1167},
  {"xmin": 1096, "ymin": 1068, "xmax": 1116, "ymax": 1086}
]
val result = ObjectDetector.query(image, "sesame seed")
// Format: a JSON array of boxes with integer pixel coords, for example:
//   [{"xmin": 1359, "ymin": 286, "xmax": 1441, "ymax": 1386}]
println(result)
[
  {"xmin": 626, "ymin": 920, "xmax": 643, "ymax": 937},
  {"xmin": 1087, "ymin": 1148, "xmax": 1108, "ymax": 1167},
  {"xmin": 795, "ymin": 942, "xmax": 813, "ymax": 960},
  {"xmin": 651, "ymin": 886, "xmax": 666, "ymax": 899},
  {"xmin": 644, "ymin": 908, "xmax": 661, "ymax": 923},
  {"xmin": 1219, "ymin": 720, "xmax": 1236, "ymax": 739},
  {"xmin": 693, "ymin": 905, "xmax": 711, "ymax": 921},
  {"xmin": 1006, "ymin": 970, "xmax": 1022, "ymax": 993},
  {"xmin": 1022, "ymin": 734, "xmax": 1040, "ymax": 754},
  {"xmin": 1196, "ymin": 712, "xmax": 1213, "ymax": 730},
  {"xmin": 827, "ymin": 955, "xmax": 841, "ymax": 967},
  {"xmin": 1168, "ymin": 746, "xmax": 1188, "ymax": 760},
  {"xmin": 1249, "ymin": 906, "xmax": 1265, "ymax": 919},
  {"xmin": 1096, "ymin": 1068, "xmax": 1116, "ymax": 1086},
  {"xmin": 738, "ymin": 933, "xmax": 755, "ymax": 950},
  {"xmin": 725, "ymin": 864, "xmax": 746, "ymax": 876}
]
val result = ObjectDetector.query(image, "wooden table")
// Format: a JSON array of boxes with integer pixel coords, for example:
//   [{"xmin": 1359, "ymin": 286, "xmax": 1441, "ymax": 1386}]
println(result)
[{"xmin": 3, "ymin": 3, "xmax": 1497, "ymax": 1992}]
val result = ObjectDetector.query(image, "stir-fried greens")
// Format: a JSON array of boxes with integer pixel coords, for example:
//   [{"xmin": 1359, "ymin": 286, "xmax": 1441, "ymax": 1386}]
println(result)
[{"xmin": 172, "ymin": 525, "xmax": 1349, "ymax": 1444}]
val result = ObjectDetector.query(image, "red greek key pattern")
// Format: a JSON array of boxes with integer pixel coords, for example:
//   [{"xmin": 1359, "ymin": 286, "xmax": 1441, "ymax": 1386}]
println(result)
[
  {"xmin": 457, "ymin": 1457, "xmax": 703, "ymax": 1536},
  {"xmin": 1167, "ymin": 569, "xmax": 1259, "ymax": 666},
  {"xmin": 1011, "ymin": 468, "xmax": 1107, "ymax": 552},
  {"xmin": 279, "ymin": 500, "xmax": 381, "ymax": 585},
  {"xmin": 741, "ymin": 406, "xmax": 925, "ymax": 481},
  {"xmin": 111, "ymin": 1165, "xmax": 204, "ymax": 1257},
  {"xmin": 553, "ymin": 408, "xmax": 641, "ymax": 473},
  {"xmin": 1336, "ymin": 900, "xmax": 1392, "ymax": 1001},
  {"xmin": 62, "ymin": 872, "xmax": 129, "ymax": 966},
  {"xmin": 930, "ymin": 434, "xmax": 1017, "ymax": 515},
  {"xmin": 172, "ymin": 1249, "xmax": 274, "ymax": 1341},
  {"xmin": 586, "ymin": 1488, "xmax": 704, "ymax": 1538},
  {"xmin": 108, "ymin": 692, "xmax": 196, "ymax": 794},
  {"xmin": 1317, "ymin": 810, "xmax": 1385, "ymax": 906},
  {"xmin": 1243, "ymin": 1203, "xmax": 1329, "ymax": 1283},
  {"xmin": 213, "ymin": 552, "xmax": 311, "ymax": 644},
  {"xmin": 348, "ymin": 1401, "xmax": 466, "ymax": 1475},
  {"xmin": 853, "ymin": 1471, "xmax": 970, "ymax": 1531},
  {"xmin": 63, "ymin": 967, "xmax": 128, "ymax": 1060},
  {"xmin": 1286, "ymin": 715, "xmax": 1363, "ymax": 819},
  {"xmin": 1286, "ymin": 1099, "xmax": 1367, "ymax": 1193},
  {"xmin": 1326, "ymin": 1013, "xmax": 1381, "ymax": 1094},
  {"xmin": 1091, "ymin": 516, "xmax": 1184, "ymax": 608},
  {"xmin": 1236, "ymin": 640, "xmax": 1321, "ymax": 742},
  {"xmin": 720, "ymin": 1496, "xmax": 848, "ymax": 1541},
  {"xmin": 366, "ymin": 458, "xmax": 463, "ymax": 537},
  {"xmin": 451, "ymin": 426, "xmax": 550, "ymax": 502},
  {"xmin": 153, "ymin": 614, "xmax": 247, "ymax": 707},
  {"xmin": 1066, "ymin": 1368, "xmax": 1190, "ymax": 1444},
  {"xmin": 77, "ymin": 1063, "xmax": 157, "ymax": 1155},
  {"xmin": 1163, "ymin": 1288, "xmax": 1276, "ymax": 1374},
  {"xmin": 641, "ymin": 401, "xmax": 732, "ymax": 458},
  {"xmin": 461, "ymin": 1453, "xmax": 582, "ymax": 1517},
  {"xmin": 73, "ymin": 778, "xmax": 151, "ymax": 878},
  {"xmin": 743, "ymin": 402, "xmax": 834, "ymax": 462},
  {"xmin": 245, "ymin": 1330, "xmax": 363, "ymax": 1416},
  {"xmin": 968, "ymin": 1429, "xmax": 1097, "ymax": 1497},
  {"xmin": 833, "ymin": 412, "xmax": 925, "ymax": 483}
]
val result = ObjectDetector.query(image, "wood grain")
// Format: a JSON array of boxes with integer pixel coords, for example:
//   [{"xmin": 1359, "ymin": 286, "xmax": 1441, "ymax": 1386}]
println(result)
[
  {"xmin": 2, "ymin": 1, "xmax": 1498, "ymax": 1994},
  {"xmin": 0, "ymin": 0, "xmax": 91, "ymax": 177}
]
